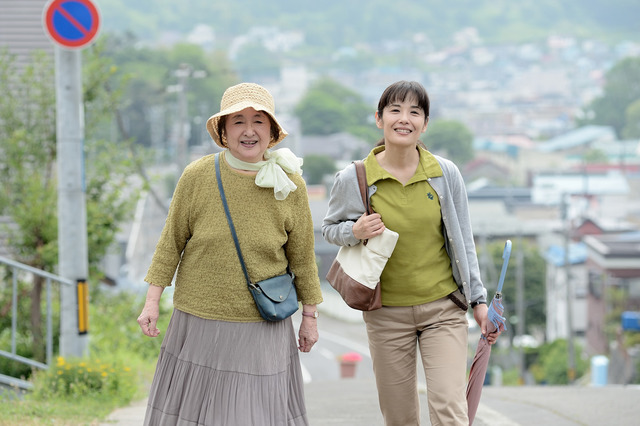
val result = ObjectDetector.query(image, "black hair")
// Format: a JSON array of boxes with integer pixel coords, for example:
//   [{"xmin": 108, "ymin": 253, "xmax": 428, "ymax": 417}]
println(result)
[
  {"xmin": 375, "ymin": 81, "xmax": 430, "ymax": 148},
  {"xmin": 377, "ymin": 80, "xmax": 430, "ymax": 119}
]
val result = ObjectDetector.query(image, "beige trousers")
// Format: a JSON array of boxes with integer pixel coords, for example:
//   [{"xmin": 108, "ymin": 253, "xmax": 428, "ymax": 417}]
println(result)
[{"xmin": 363, "ymin": 295, "xmax": 469, "ymax": 426}]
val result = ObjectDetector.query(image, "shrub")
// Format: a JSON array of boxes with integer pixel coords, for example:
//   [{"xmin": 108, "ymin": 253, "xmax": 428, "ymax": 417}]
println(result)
[
  {"xmin": 0, "ymin": 328, "xmax": 34, "ymax": 380},
  {"xmin": 529, "ymin": 339, "xmax": 589, "ymax": 384},
  {"xmin": 31, "ymin": 356, "xmax": 136, "ymax": 403},
  {"xmin": 89, "ymin": 288, "xmax": 171, "ymax": 359}
]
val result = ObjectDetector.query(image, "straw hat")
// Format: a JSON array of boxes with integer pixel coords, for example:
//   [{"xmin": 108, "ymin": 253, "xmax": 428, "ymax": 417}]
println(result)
[{"xmin": 206, "ymin": 83, "xmax": 288, "ymax": 148}]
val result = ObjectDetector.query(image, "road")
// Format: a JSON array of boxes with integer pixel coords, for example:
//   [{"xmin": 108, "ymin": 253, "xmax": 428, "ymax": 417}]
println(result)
[
  {"xmin": 100, "ymin": 293, "xmax": 640, "ymax": 425},
  {"xmin": 113, "ymin": 189, "xmax": 640, "ymax": 426},
  {"xmin": 306, "ymin": 290, "xmax": 640, "ymax": 426}
]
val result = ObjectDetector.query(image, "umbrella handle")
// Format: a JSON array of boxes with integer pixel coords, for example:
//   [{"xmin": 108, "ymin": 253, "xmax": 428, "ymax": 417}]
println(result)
[{"xmin": 496, "ymin": 240, "xmax": 512, "ymax": 293}]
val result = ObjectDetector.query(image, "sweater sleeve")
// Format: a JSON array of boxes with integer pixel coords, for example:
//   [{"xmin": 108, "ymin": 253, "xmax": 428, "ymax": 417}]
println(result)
[
  {"xmin": 144, "ymin": 166, "xmax": 194, "ymax": 288},
  {"xmin": 440, "ymin": 157, "xmax": 487, "ymax": 305},
  {"xmin": 321, "ymin": 163, "xmax": 366, "ymax": 247},
  {"xmin": 284, "ymin": 175, "xmax": 323, "ymax": 305}
]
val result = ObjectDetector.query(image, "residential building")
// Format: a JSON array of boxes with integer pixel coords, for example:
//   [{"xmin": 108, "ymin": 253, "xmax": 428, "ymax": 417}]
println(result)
[
  {"xmin": 0, "ymin": 0, "xmax": 53, "ymax": 68},
  {"xmin": 584, "ymin": 232, "xmax": 640, "ymax": 355}
]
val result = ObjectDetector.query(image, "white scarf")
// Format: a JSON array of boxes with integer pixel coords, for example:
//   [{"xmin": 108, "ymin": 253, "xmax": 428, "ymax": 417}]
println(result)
[{"xmin": 224, "ymin": 148, "xmax": 303, "ymax": 200}]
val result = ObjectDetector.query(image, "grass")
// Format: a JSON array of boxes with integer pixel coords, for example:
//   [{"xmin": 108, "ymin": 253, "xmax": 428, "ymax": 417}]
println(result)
[
  {"xmin": 0, "ymin": 355, "xmax": 156, "ymax": 425},
  {"xmin": 0, "ymin": 396, "xmax": 125, "ymax": 425},
  {"xmin": 0, "ymin": 289, "xmax": 169, "ymax": 425}
]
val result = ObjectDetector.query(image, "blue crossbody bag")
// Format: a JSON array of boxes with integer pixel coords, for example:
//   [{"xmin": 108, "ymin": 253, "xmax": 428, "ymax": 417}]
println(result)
[{"xmin": 215, "ymin": 153, "xmax": 298, "ymax": 321}]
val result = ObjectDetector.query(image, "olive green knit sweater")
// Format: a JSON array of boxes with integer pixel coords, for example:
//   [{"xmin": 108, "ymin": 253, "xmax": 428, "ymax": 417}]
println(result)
[{"xmin": 144, "ymin": 152, "xmax": 323, "ymax": 322}]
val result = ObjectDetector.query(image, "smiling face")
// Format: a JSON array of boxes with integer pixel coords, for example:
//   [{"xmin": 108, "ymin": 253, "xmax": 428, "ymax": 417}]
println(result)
[
  {"xmin": 375, "ymin": 96, "xmax": 429, "ymax": 147},
  {"xmin": 223, "ymin": 107, "xmax": 272, "ymax": 163}
]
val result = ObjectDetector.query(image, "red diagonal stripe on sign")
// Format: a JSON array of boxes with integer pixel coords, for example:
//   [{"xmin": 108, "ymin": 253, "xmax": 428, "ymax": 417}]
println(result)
[{"xmin": 54, "ymin": 4, "xmax": 90, "ymax": 36}]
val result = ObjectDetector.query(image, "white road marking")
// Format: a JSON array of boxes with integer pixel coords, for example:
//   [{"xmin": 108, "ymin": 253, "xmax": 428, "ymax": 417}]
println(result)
[
  {"xmin": 316, "ymin": 329, "xmax": 371, "ymax": 359},
  {"xmin": 300, "ymin": 361, "xmax": 312, "ymax": 384}
]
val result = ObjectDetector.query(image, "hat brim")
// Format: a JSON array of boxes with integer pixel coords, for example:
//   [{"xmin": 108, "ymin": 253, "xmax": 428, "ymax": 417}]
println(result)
[{"xmin": 206, "ymin": 101, "xmax": 288, "ymax": 149}]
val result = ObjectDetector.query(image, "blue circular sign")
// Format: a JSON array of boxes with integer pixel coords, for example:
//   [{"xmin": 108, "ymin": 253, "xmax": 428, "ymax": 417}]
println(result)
[{"xmin": 43, "ymin": 0, "xmax": 101, "ymax": 49}]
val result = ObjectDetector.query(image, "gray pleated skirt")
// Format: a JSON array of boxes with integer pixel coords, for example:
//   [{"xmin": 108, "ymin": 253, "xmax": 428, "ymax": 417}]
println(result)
[{"xmin": 144, "ymin": 309, "xmax": 308, "ymax": 426}]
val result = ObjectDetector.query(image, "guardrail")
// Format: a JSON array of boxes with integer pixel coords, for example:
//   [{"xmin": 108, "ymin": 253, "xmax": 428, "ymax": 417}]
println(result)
[{"xmin": 0, "ymin": 256, "xmax": 74, "ymax": 390}]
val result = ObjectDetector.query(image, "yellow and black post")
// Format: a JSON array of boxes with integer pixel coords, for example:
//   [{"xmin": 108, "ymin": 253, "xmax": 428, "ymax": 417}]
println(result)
[{"xmin": 76, "ymin": 279, "xmax": 89, "ymax": 335}]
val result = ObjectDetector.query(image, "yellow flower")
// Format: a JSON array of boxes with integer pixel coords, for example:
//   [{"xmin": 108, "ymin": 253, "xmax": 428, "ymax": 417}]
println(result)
[
  {"xmin": 56, "ymin": 356, "xmax": 65, "ymax": 366},
  {"xmin": 101, "ymin": 372, "xmax": 108, "ymax": 377},
  {"xmin": 79, "ymin": 362, "xmax": 86, "ymax": 367},
  {"xmin": 57, "ymin": 371, "xmax": 63, "ymax": 375},
  {"xmin": 123, "ymin": 367, "xmax": 131, "ymax": 372}
]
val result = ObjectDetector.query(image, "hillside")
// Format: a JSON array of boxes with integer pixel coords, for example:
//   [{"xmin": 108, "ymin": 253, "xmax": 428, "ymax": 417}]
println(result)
[{"xmin": 96, "ymin": 0, "xmax": 639, "ymax": 48}]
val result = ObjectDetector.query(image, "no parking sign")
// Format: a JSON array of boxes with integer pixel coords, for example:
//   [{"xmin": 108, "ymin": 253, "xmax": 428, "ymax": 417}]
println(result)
[
  {"xmin": 44, "ymin": 1, "xmax": 99, "ymax": 356},
  {"xmin": 43, "ymin": 0, "xmax": 101, "ymax": 49}
]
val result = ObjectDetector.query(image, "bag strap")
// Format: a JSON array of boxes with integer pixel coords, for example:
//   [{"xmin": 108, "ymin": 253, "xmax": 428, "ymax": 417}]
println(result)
[
  {"xmin": 215, "ymin": 153, "xmax": 253, "ymax": 287},
  {"xmin": 354, "ymin": 160, "xmax": 373, "ymax": 214}
]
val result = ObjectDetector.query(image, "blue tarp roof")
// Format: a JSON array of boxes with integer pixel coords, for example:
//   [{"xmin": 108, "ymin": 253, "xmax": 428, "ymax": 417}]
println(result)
[
  {"xmin": 545, "ymin": 242, "xmax": 588, "ymax": 266},
  {"xmin": 537, "ymin": 125, "xmax": 615, "ymax": 153}
]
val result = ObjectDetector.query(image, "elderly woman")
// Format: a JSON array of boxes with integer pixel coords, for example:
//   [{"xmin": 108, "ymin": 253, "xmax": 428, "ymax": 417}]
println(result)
[{"xmin": 138, "ymin": 83, "xmax": 323, "ymax": 425}]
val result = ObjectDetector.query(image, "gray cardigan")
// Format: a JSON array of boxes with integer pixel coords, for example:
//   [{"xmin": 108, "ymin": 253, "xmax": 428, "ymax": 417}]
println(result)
[{"xmin": 321, "ymin": 154, "xmax": 487, "ymax": 307}]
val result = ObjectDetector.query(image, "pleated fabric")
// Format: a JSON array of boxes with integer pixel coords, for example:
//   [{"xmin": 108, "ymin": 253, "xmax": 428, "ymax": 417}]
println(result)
[{"xmin": 144, "ymin": 309, "xmax": 308, "ymax": 426}]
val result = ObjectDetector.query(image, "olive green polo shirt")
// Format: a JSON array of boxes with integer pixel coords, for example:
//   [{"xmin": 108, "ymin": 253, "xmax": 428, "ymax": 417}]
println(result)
[{"xmin": 363, "ymin": 146, "xmax": 458, "ymax": 306}]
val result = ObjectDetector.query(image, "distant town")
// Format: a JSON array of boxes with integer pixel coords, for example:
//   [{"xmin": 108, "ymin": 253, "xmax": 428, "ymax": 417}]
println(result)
[{"xmin": 1, "ymin": 0, "xmax": 639, "ymax": 392}]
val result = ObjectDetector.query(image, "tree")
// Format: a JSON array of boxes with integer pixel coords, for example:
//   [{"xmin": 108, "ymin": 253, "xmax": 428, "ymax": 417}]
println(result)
[
  {"xmin": 296, "ymin": 90, "xmax": 349, "ymax": 135},
  {"xmin": 234, "ymin": 42, "xmax": 281, "ymax": 82},
  {"xmin": 0, "ymin": 50, "xmax": 58, "ymax": 363},
  {"xmin": 303, "ymin": 154, "xmax": 337, "ymax": 185},
  {"xmin": 103, "ymin": 35, "xmax": 237, "ymax": 150},
  {"xmin": 294, "ymin": 77, "xmax": 378, "ymax": 141},
  {"xmin": 0, "ymin": 46, "xmax": 140, "ymax": 362},
  {"xmin": 622, "ymin": 99, "xmax": 640, "ymax": 139},
  {"xmin": 424, "ymin": 119, "xmax": 474, "ymax": 165},
  {"xmin": 481, "ymin": 239, "xmax": 546, "ymax": 336},
  {"xmin": 580, "ymin": 56, "xmax": 640, "ymax": 138}
]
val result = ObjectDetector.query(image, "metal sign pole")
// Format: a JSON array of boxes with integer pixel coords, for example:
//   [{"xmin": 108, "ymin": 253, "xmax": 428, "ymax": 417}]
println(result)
[
  {"xmin": 55, "ymin": 46, "xmax": 89, "ymax": 357},
  {"xmin": 45, "ymin": 0, "xmax": 100, "ymax": 359}
]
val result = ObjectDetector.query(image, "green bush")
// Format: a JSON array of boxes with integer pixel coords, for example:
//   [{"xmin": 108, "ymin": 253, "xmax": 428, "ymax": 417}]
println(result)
[
  {"xmin": 89, "ymin": 288, "xmax": 170, "ymax": 362},
  {"xmin": 0, "ymin": 287, "xmax": 170, "ymax": 423},
  {"xmin": 31, "ymin": 356, "xmax": 136, "ymax": 403},
  {"xmin": 529, "ymin": 339, "xmax": 589, "ymax": 384},
  {"xmin": 0, "ymin": 328, "xmax": 34, "ymax": 380},
  {"xmin": 500, "ymin": 367, "xmax": 522, "ymax": 385}
]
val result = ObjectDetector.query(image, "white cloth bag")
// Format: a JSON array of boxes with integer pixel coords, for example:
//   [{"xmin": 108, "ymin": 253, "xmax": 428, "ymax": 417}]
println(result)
[{"xmin": 334, "ymin": 229, "xmax": 399, "ymax": 290}]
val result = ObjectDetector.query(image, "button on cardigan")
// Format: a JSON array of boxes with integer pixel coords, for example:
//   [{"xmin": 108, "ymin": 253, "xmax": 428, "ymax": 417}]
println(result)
[{"xmin": 322, "ymin": 147, "xmax": 486, "ymax": 307}]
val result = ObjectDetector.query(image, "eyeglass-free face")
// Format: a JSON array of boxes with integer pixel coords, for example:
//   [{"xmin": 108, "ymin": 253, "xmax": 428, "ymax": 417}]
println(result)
[{"xmin": 224, "ymin": 107, "xmax": 272, "ymax": 163}]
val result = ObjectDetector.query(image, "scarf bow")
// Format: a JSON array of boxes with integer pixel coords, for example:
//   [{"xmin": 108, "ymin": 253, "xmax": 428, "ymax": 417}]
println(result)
[{"xmin": 225, "ymin": 148, "xmax": 303, "ymax": 200}]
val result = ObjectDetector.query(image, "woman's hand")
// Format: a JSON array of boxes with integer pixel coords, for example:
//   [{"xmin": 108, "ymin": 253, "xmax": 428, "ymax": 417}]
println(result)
[
  {"xmin": 298, "ymin": 305, "xmax": 319, "ymax": 352},
  {"xmin": 473, "ymin": 303, "xmax": 503, "ymax": 345},
  {"xmin": 352, "ymin": 213, "xmax": 385, "ymax": 240},
  {"xmin": 137, "ymin": 284, "xmax": 163, "ymax": 337},
  {"xmin": 137, "ymin": 301, "xmax": 161, "ymax": 337}
]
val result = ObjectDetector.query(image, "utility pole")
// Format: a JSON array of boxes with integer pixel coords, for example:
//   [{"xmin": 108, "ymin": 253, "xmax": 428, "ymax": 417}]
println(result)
[
  {"xmin": 171, "ymin": 64, "xmax": 207, "ymax": 172},
  {"xmin": 515, "ymin": 233, "xmax": 525, "ymax": 384},
  {"xmin": 175, "ymin": 63, "xmax": 190, "ymax": 172},
  {"xmin": 55, "ymin": 46, "xmax": 89, "ymax": 358},
  {"xmin": 562, "ymin": 193, "xmax": 576, "ymax": 382}
]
